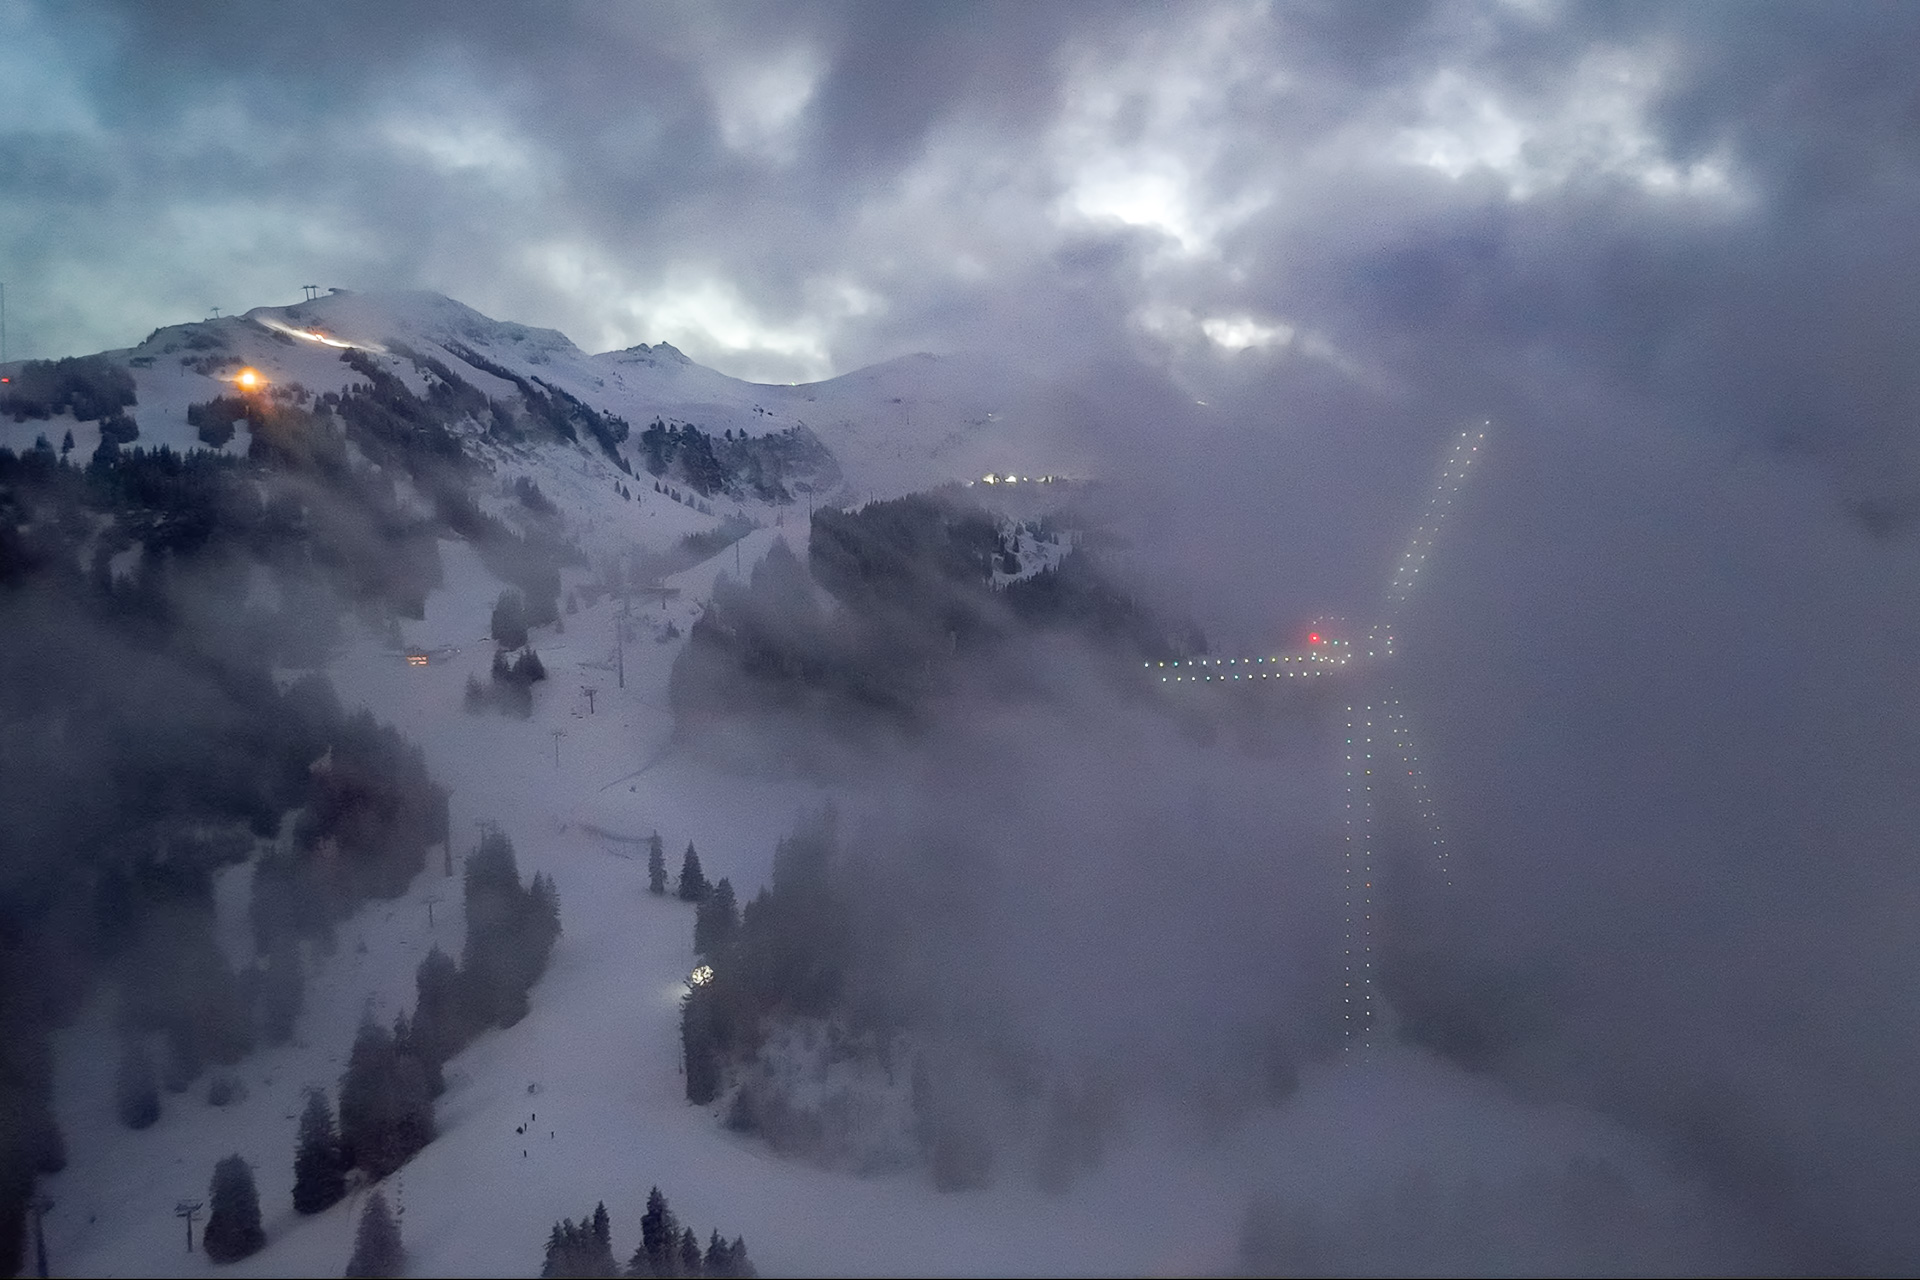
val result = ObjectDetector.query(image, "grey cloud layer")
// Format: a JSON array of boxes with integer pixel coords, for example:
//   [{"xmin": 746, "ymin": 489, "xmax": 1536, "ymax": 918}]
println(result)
[{"xmin": 7, "ymin": 1, "xmax": 1912, "ymax": 514}]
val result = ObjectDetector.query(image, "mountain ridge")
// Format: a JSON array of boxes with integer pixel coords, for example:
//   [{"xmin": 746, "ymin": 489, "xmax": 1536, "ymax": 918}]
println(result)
[{"xmin": 2, "ymin": 289, "xmax": 1078, "ymax": 527}]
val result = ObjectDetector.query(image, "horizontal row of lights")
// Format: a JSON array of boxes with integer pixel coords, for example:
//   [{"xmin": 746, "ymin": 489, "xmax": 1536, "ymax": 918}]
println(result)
[
  {"xmin": 1144, "ymin": 653, "xmax": 1347, "ymax": 668},
  {"xmin": 1163, "ymin": 671, "xmax": 1330, "ymax": 681}
]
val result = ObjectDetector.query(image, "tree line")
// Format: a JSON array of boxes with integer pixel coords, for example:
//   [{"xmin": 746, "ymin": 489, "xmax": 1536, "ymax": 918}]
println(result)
[
  {"xmin": 149, "ymin": 829, "xmax": 559, "ymax": 1275},
  {"xmin": 542, "ymin": 1187, "xmax": 753, "ymax": 1278},
  {"xmin": 668, "ymin": 494, "xmax": 1199, "ymax": 752}
]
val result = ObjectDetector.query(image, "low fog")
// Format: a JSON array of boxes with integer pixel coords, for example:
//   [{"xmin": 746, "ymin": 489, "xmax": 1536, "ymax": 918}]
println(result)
[
  {"xmin": 723, "ymin": 378, "xmax": 1920, "ymax": 1272},
  {"xmin": 8, "ymin": 2, "xmax": 1920, "ymax": 1274}
]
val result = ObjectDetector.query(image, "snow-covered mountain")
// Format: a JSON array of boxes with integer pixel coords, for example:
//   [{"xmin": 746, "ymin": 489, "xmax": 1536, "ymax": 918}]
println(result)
[
  {"xmin": 8, "ymin": 294, "xmax": 1220, "ymax": 1279},
  {"xmin": 5, "ymin": 292, "xmax": 1738, "ymax": 1279},
  {"xmin": 1, "ymin": 289, "xmax": 1072, "ymax": 530}
]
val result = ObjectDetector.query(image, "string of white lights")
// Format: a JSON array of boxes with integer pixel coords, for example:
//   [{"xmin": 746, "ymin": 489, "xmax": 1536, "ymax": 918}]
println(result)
[
  {"xmin": 1385, "ymin": 697, "xmax": 1452, "ymax": 887},
  {"xmin": 1342, "ymin": 702, "xmax": 1377, "ymax": 1053},
  {"xmin": 1148, "ymin": 423, "xmax": 1487, "ymax": 1060},
  {"xmin": 1382, "ymin": 428, "xmax": 1485, "ymax": 615}
]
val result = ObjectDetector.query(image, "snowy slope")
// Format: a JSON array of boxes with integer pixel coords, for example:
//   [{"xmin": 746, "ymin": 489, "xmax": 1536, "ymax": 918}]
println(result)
[
  {"xmin": 1, "ymin": 290, "xmax": 1082, "ymax": 520},
  {"xmin": 45, "ymin": 532, "xmax": 1714, "ymax": 1278},
  {"xmin": 25, "ymin": 293, "xmax": 1737, "ymax": 1278}
]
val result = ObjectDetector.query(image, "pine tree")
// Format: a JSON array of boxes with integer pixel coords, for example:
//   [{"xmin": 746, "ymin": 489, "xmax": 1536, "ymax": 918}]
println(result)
[
  {"xmin": 728, "ymin": 1236, "xmax": 753, "ymax": 1278},
  {"xmin": 492, "ymin": 589, "xmax": 529, "ymax": 649},
  {"xmin": 632, "ymin": 1187, "xmax": 678, "ymax": 1278},
  {"xmin": 202, "ymin": 1154, "xmax": 265, "ymax": 1263},
  {"xmin": 678, "ymin": 1226, "xmax": 702, "ymax": 1277},
  {"xmin": 592, "ymin": 1202, "xmax": 613, "ymax": 1269},
  {"xmin": 338, "ymin": 1012, "xmax": 433, "ymax": 1178},
  {"xmin": 412, "ymin": 946, "xmax": 465, "ymax": 1069},
  {"xmin": 291, "ymin": 1088, "xmax": 346, "ymax": 1214},
  {"xmin": 114, "ymin": 1040, "xmax": 159, "ymax": 1129},
  {"xmin": 462, "ymin": 830, "xmax": 556, "ymax": 1030},
  {"xmin": 703, "ymin": 1231, "xmax": 728, "ymax": 1277},
  {"xmin": 545, "ymin": 1222, "xmax": 571, "ymax": 1278},
  {"xmin": 545, "ymin": 1202, "xmax": 619, "ymax": 1277},
  {"xmin": 681, "ymin": 989, "xmax": 721, "ymax": 1105},
  {"xmin": 344, "ymin": 1188, "xmax": 403, "ymax": 1278},
  {"xmin": 528, "ymin": 872, "xmax": 563, "ymax": 970},
  {"xmin": 647, "ymin": 835, "xmax": 667, "ymax": 896},
  {"xmin": 393, "ymin": 1008, "xmax": 444, "ymax": 1102},
  {"xmin": 694, "ymin": 879, "xmax": 737, "ymax": 958},
  {"xmin": 676, "ymin": 845, "xmax": 707, "ymax": 902}
]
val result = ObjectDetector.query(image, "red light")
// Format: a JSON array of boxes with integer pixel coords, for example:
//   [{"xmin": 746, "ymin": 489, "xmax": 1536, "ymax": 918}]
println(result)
[
  {"xmin": 1308, "ymin": 632, "xmax": 1321, "ymax": 644},
  {"xmin": 1, "ymin": 377, "xmax": 9, "ymax": 383}
]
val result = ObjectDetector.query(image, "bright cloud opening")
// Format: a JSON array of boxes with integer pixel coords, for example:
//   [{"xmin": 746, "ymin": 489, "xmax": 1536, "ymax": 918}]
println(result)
[{"xmin": 1202, "ymin": 314, "xmax": 1296, "ymax": 352}]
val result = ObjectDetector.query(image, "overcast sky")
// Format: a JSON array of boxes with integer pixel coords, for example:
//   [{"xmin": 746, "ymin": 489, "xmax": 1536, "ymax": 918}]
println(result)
[
  {"xmin": 5, "ymin": 1, "xmax": 1919, "ymax": 520},
  {"xmin": 9, "ymin": 5, "xmax": 1920, "ymax": 1267}
]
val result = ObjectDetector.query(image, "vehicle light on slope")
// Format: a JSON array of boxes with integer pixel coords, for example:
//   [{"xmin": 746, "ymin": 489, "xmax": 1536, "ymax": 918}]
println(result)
[
  {"xmin": 688, "ymin": 964, "xmax": 714, "ymax": 987},
  {"xmin": 234, "ymin": 367, "xmax": 264, "ymax": 390}
]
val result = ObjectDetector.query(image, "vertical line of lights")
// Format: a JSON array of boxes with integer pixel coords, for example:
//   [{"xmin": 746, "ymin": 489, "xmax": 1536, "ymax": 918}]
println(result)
[
  {"xmin": 1386, "ymin": 697, "xmax": 1452, "ymax": 888},
  {"xmin": 1342, "ymin": 703, "xmax": 1376, "ymax": 1054}
]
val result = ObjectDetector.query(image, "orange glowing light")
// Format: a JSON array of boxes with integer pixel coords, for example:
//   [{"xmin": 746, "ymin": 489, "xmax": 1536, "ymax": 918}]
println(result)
[{"xmin": 235, "ymin": 367, "xmax": 263, "ymax": 390}]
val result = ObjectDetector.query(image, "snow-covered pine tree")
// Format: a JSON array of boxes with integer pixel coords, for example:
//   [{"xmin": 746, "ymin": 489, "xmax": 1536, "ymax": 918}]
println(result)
[
  {"xmin": 647, "ymin": 835, "xmax": 667, "ymax": 896},
  {"xmin": 344, "ymin": 1188, "xmax": 403, "ymax": 1278},
  {"xmin": 678, "ymin": 1226, "xmax": 702, "ymax": 1277},
  {"xmin": 677, "ymin": 844, "xmax": 707, "ymax": 902},
  {"xmin": 292, "ymin": 1088, "xmax": 346, "ymax": 1214},
  {"xmin": 202, "ymin": 1154, "xmax": 265, "ymax": 1263}
]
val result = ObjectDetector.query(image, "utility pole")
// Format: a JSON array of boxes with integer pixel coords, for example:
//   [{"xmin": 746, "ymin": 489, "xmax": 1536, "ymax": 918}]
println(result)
[
  {"xmin": 302, "ymin": 284, "xmax": 320, "ymax": 302},
  {"xmin": 175, "ymin": 1199, "xmax": 204, "ymax": 1253},
  {"xmin": 209, "ymin": 306, "xmax": 221, "ymax": 320},
  {"xmin": 615, "ymin": 616, "xmax": 624, "ymax": 689},
  {"xmin": 581, "ymin": 686, "xmax": 597, "ymax": 714},
  {"xmin": 26, "ymin": 1195, "xmax": 51, "ymax": 1278},
  {"xmin": 424, "ymin": 893, "xmax": 442, "ymax": 928},
  {"xmin": 550, "ymin": 729, "xmax": 565, "ymax": 770}
]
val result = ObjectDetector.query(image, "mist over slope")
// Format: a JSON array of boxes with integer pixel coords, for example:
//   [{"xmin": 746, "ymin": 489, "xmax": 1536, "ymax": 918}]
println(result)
[{"xmin": 3, "ymin": 289, "xmax": 1917, "ymax": 1275}]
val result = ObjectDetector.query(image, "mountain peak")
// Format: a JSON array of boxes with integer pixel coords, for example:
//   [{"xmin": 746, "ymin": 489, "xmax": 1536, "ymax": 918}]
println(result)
[
  {"xmin": 246, "ymin": 290, "xmax": 581, "ymax": 361},
  {"xmin": 599, "ymin": 340, "xmax": 692, "ymax": 368}
]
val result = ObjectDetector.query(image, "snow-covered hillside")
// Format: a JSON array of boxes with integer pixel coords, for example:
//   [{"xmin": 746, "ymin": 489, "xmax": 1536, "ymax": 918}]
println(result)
[
  {"xmin": 15, "ymin": 292, "xmax": 1742, "ymax": 1278},
  {"xmin": 0, "ymin": 290, "xmax": 1076, "ymax": 527}
]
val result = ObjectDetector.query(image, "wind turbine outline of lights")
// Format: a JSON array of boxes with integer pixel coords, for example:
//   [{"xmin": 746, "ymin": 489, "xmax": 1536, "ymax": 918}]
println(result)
[{"xmin": 1148, "ymin": 424, "xmax": 1487, "ymax": 1057}]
